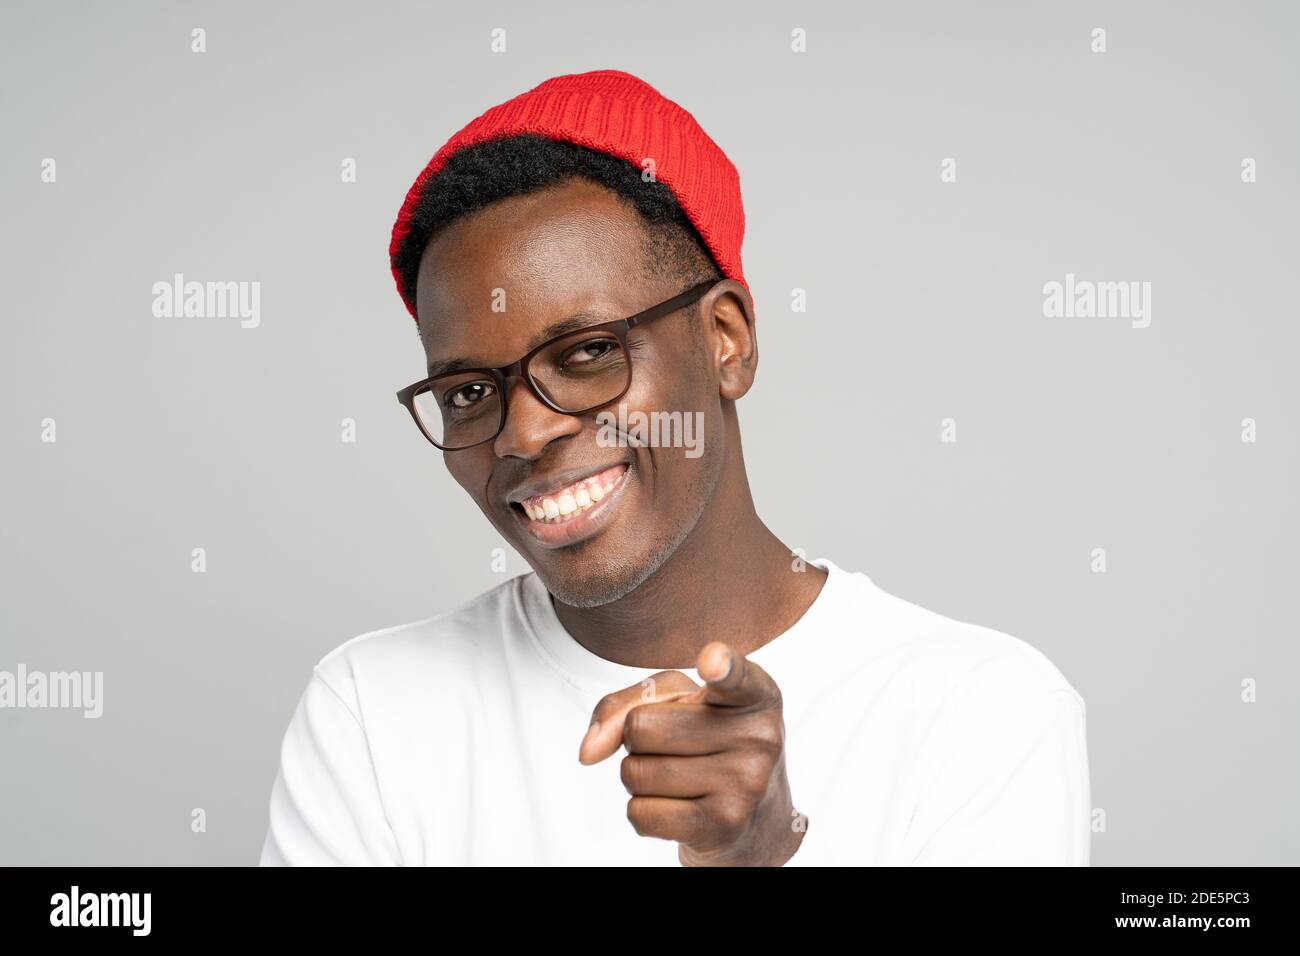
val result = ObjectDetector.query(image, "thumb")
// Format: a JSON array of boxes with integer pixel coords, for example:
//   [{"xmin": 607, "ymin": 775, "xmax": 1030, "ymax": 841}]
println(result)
[{"xmin": 692, "ymin": 641, "xmax": 777, "ymax": 708}]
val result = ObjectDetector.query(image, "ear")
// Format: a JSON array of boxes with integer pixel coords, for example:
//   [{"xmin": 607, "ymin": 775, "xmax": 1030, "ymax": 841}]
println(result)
[{"xmin": 705, "ymin": 280, "xmax": 758, "ymax": 401}]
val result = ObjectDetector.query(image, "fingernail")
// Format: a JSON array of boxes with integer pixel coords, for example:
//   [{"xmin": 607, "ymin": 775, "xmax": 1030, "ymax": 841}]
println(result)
[
  {"xmin": 582, "ymin": 719, "xmax": 600, "ymax": 748},
  {"xmin": 715, "ymin": 650, "xmax": 732, "ymax": 681}
]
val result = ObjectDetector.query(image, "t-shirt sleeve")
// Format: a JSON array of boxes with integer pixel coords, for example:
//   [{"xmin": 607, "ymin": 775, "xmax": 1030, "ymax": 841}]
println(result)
[
  {"xmin": 901, "ymin": 675, "xmax": 1091, "ymax": 866},
  {"xmin": 259, "ymin": 669, "xmax": 402, "ymax": 866}
]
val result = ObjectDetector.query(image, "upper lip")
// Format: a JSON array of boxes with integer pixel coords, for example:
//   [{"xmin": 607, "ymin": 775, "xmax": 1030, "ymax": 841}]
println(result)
[{"xmin": 504, "ymin": 462, "xmax": 628, "ymax": 505}]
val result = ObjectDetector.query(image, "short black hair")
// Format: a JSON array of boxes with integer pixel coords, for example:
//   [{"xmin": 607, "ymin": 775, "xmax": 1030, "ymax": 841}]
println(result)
[{"xmin": 391, "ymin": 133, "xmax": 723, "ymax": 315}]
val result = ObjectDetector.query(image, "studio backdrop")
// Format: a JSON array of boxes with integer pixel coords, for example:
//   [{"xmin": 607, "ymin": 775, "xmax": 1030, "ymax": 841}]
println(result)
[{"xmin": 1, "ymin": 0, "xmax": 1296, "ymax": 865}]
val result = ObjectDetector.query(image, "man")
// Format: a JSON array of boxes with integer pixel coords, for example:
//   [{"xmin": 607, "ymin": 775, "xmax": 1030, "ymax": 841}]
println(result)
[{"xmin": 260, "ymin": 69, "xmax": 1090, "ymax": 866}]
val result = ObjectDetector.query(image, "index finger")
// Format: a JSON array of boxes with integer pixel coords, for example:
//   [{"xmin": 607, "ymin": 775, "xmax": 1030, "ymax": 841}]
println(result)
[{"xmin": 578, "ymin": 669, "xmax": 699, "ymax": 765}]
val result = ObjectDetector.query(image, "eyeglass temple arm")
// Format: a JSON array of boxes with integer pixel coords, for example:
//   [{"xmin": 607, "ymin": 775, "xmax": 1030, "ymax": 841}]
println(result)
[{"xmin": 625, "ymin": 280, "xmax": 718, "ymax": 329}]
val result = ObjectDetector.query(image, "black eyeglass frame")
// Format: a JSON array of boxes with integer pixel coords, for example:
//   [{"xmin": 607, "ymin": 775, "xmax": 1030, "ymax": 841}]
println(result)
[{"xmin": 396, "ymin": 279, "xmax": 721, "ymax": 451}]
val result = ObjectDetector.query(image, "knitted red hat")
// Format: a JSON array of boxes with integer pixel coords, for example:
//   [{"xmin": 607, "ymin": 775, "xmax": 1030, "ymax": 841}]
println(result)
[{"xmin": 389, "ymin": 68, "xmax": 748, "ymax": 322}]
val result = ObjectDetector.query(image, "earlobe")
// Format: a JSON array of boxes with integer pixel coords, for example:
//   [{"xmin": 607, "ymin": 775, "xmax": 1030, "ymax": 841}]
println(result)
[{"xmin": 718, "ymin": 346, "xmax": 757, "ymax": 401}]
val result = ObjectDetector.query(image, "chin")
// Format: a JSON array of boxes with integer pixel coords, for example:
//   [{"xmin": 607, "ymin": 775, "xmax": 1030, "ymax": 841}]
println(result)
[
  {"xmin": 537, "ymin": 540, "xmax": 673, "ymax": 609},
  {"xmin": 534, "ymin": 482, "xmax": 713, "ymax": 608},
  {"xmin": 539, "ymin": 559, "xmax": 653, "ymax": 609}
]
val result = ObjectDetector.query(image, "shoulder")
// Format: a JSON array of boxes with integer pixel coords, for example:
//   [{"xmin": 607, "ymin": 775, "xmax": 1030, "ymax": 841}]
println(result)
[
  {"xmin": 830, "ymin": 560, "xmax": 1084, "ymax": 716},
  {"xmin": 307, "ymin": 574, "xmax": 531, "ymax": 711}
]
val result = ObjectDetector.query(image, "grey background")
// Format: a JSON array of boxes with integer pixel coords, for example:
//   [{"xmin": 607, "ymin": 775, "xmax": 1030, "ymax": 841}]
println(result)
[{"xmin": 2, "ymin": 0, "xmax": 1296, "ymax": 865}]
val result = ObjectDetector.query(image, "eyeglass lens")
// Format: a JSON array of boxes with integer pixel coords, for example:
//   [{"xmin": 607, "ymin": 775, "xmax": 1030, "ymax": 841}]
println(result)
[{"xmin": 412, "ymin": 326, "xmax": 632, "ymax": 449}]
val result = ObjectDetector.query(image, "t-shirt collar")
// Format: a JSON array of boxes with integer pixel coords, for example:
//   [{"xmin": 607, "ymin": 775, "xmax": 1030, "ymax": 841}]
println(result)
[{"xmin": 515, "ymin": 556, "xmax": 848, "ymax": 695}]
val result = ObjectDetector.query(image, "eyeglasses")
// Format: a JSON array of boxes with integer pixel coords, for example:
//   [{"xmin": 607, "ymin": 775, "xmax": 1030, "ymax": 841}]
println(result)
[{"xmin": 396, "ymin": 279, "xmax": 720, "ymax": 451}]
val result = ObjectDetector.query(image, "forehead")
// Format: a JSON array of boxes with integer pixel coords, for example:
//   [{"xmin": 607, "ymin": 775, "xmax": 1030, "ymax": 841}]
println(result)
[{"xmin": 414, "ymin": 179, "xmax": 650, "ymax": 364}]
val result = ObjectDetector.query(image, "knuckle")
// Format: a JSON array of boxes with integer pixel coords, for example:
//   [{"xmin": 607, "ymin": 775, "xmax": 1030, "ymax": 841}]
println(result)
[
  {"xmin": 739, "ymin": 758, "xmax": 774, "ymax": 801},
  {"xmin": 619, "ymin": 754, "xmax": 645, "ymax": 793},
  {"xmin": 593, "ymin": 694, "xmax": 620, "ymax": 721},
  {"xmin": 651, "ymin": 668, "xmax": 688, "ymax": 686},
  {"xmin": 653, "ymin": 669, "xmax": 697, "ymax": 698},
  {"xmin": 623, "ymin": 706, "xmax": 650, "ymax": 749},
  {"xmin": 626, "ymin": 797, "xmax": 650, "ymax": 835},
  {"xmin": 712, "ymin": 794, "xmax": 755, "ymax": 837},
  {"xmin": 747, "ymin": 718, "xmax": 785, "ymax": 757}
]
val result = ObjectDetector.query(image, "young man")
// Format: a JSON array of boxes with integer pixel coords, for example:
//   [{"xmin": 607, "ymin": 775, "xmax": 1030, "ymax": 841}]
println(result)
[{"xmin": 260, "ymin": 69, "xmax": 1091, "ymax": 866}]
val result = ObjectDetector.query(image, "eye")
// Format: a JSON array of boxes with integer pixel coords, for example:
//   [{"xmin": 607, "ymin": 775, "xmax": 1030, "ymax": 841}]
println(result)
[
  {"xmin": 562, "ymin": 337, "xmax": 619, "ymax": 367},
  {"xmin": 444, "ymin": 381, "xmax": 496, "ymax": 409}
]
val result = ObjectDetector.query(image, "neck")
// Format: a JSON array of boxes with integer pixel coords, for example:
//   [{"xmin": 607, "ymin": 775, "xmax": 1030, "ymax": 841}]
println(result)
[{"xmin": 551, "ymin": 428, "xmax": 828, "ymax": 670}]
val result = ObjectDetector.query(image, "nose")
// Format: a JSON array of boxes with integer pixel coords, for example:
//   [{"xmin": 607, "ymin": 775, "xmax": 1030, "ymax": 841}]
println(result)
[{"xmin": 492, "ymin": 375, "xmax": 583, "ymax": 460}]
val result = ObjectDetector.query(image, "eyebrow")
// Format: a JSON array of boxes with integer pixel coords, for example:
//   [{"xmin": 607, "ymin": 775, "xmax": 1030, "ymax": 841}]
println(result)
[{"xmin": 425, "ymin": 309, "xmax": 613, "ymax": 379}]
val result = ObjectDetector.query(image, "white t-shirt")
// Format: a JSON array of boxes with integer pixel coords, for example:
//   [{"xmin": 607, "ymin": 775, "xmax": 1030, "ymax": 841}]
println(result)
[{"xmin": 259, "ymin": 557, "xmax": 1091, "ymax": 866}]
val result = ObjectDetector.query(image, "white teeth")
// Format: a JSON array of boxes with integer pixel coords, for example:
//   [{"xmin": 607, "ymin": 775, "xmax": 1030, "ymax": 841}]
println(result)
[{"xmin": 519, "ymin": 467, "xmax": 626, "ymax": 522}]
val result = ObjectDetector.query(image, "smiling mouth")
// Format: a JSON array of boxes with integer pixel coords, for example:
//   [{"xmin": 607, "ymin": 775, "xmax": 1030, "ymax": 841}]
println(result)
[
  {"xmin": 509, "ymin": 463, "xmax": 631, "ymax": 547},
  {"xmin": 512, "ymin": 463, "xmax": 628, "ymax": 523}
]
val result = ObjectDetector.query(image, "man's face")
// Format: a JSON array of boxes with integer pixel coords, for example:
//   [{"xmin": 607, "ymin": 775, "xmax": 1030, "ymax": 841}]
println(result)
[{"xmin": 414, "ymin": 177, "xmax": 726, "ymax": 607}]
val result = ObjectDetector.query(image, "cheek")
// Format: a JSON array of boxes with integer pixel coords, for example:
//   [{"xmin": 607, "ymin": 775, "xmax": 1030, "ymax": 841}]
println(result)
[
  {"xmin": 624, "ymin": 341, "xmax": 705, "ymax": 410},
  {"xmin": 445, "ymin": 455, "xmax": 488, "ymax": 501},
  {"xmin": 620, "ymin": 347, "xmax": 719, "ymax": 487}
]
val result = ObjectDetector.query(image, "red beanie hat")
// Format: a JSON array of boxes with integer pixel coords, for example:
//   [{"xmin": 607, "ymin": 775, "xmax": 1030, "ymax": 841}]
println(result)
[{"xmin": 388, "ymin": 68, "xmax": 748, "ymax": 322}]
